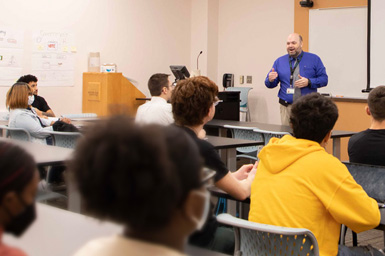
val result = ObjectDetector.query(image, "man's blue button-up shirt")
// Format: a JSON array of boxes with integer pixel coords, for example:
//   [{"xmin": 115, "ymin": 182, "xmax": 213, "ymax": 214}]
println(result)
[{"xmin": 265, "ymin": 51, "xmax": 328, "ymax": 104}]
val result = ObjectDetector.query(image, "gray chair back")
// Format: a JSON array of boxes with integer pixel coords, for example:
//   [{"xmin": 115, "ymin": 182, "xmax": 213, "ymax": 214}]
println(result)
[
  {"xmin": 0, "ymin": 125, "xmax": 31, "ymax": 141},
  {"xmin": 253, "ymin": 128, "xmax": 290, "ymax": 146},
  {"xmin": 224, "ymin": 125, "xmax": 263, "ymax": 161},
  {"xmin": 47, "ymin": 131, "xmax": 82, "ymax": 149},
  {"xmin": 217, "ymin": 213, "xmax": 319, "ymax": 256},
  {"xmin": 344, "ymin": 162, "xmax": 385, "ymax": 202}
]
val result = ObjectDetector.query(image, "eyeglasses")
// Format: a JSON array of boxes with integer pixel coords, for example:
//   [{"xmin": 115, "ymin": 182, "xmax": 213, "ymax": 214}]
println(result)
[
  {"xmin": 213, "ymin": 100, "xmax": 223, "ymax": 107},
  {"xmin": 201, "ymin": 168, "xmax": 216, "ymax": 186}
]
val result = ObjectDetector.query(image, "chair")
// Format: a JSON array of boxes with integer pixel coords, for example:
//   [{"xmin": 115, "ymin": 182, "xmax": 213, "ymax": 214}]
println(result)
[
  {"xmin": 253, "ymin": 128, "xmax": 290, "ymax": 146},
  {"xmin": 0, "ymin": 125, "xmax": 31, "ymax": 141},
  {"xmin": 224, "ymin": 125, "xmax": 263, "ymax": 161},
  {"xmin": 46, "ymin": 131, "xmax": 82, "ymax": 148},
  {"xmin": 225, "ymin": 87, "xmax": 253, "ymax": 121},
  {"xmin": 61, "ymin": 113, "xmax": 97, "ymax": 119},
  {"xmin": 340, "ymin": 162, "xmax": 385, "ymax": 246},
  {"xmin": 217, "ymin": 213, "xmax": 319, "ymax": 256}
]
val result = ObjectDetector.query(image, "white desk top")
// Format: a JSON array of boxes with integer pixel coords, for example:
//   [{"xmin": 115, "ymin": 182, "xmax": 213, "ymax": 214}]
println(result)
[
  {"xmin": 0, "ymin": 138, "xmax": 73, "ymax": 166},
  {"xmin": 4, "ymin": 204, "xmax": 123, "ymax": 256}
]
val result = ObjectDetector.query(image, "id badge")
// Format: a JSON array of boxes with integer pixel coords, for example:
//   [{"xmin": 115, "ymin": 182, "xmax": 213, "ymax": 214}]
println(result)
[{"xmin": 287, "ymin": 88, "xmax": 295, "ymax": 94}]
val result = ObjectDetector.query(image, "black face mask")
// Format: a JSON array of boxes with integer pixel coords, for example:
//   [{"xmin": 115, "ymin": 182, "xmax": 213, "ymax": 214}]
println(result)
[{"xmin": 5, "ymin": 197, "xmax": 36, "ymax": 237}]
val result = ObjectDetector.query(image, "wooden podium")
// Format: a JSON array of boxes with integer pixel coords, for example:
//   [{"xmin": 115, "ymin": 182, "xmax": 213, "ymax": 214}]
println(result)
[{"xmin": 82, "ymin": 73, "xmax": 145, "ymax": 116}]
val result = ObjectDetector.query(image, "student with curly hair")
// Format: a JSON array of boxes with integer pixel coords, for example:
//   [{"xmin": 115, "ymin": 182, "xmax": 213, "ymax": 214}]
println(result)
[{"xmin": 71, "ymin": 117, "xmax": 210, "ymax": 256}]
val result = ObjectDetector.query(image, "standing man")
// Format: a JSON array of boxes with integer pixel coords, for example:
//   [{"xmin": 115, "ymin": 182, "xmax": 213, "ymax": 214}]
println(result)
[
  {"xmin": 265, "ymin": 33, "xmax": 328, "ymax": 125},
  {"xmin": 135, "ymin": 73, "xmax": 174, "ymax": 125},
  {"xmin": 17, "ymin": 75, "xmax": 55, "ymax": 117}
]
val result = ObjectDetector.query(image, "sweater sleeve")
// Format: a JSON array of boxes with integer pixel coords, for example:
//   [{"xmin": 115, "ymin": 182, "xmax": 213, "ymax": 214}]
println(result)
[
  {"xmin": 327, "ymin": 175, "xmax": 380, "ymax": 233},
  {"xmin": 15, "ymin": 112, "xmax": 53, "ymax": 139}
]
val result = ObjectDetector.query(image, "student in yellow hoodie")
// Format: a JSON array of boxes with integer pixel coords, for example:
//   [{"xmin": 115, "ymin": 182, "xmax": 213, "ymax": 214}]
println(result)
[{"xmin": 249, "ymin": 93, "xmax": 382, "ymax": 256}]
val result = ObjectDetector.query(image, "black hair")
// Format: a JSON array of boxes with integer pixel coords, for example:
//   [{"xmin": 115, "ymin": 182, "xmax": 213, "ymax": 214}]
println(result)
[
  {"xmin": 69, "ymin": 116, "xmax": 202, "ymax": 231},
  {"xmin": 290, "ymin": 93, "xmax": 338, "ymax": 143},
  {"xmin": 17, "ymin": 75, "xmax": 38, "ymax": 84},
  {"xmin": 0, "ymin": 142, "xmax": 36, "ymax": 201}
]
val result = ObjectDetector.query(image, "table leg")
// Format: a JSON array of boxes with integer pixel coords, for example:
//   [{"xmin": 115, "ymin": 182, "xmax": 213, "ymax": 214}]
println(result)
[
  {"xmin": 68, "ymin": 182, "xmax": 81, "ymax": 213},
  {"xmin": 333, "ymin": 137, "xmax": 341, "ymax": 160}
]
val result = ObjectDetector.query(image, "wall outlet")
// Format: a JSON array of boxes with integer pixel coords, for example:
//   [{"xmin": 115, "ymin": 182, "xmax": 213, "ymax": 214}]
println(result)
[
  {"xmin": 240, "ymin": 75, "xmax": 244, "ymax": 84},
  {"xmin": 247, "ymin": 75, "xmax": 252, "ymax": 83}
]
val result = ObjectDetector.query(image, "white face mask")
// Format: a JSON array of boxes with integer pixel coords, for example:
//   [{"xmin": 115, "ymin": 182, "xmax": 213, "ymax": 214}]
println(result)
[
  {"xmin": 191, "ymin": 190, "xmax": 210, "ymax": 230},
  {"xmin": 28, "ymin": 95, "xmax": 34, "ymax": 105}
]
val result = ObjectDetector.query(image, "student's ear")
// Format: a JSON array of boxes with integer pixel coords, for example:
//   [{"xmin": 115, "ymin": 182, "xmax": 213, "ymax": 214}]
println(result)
[
  {"xmin": 1, "ymin": 191, "xmax": 22, "ymax": 217},
  {"xmin": 321, "ymin": 130, "xmax": 332, "ymax": 147},
  {"xmin": 365, "ymin": 106, "xmax": 371, "ymax": 116}
]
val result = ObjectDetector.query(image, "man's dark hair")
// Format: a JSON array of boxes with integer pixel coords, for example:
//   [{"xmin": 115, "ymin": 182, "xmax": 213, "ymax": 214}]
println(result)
[
  {"xmin": 0, "ymin": 142, "xmax": 36, "ymax": 201},
  {"xmin": 69, "ymin": 116, "xmax": 202, "ymax": 231},
  {"xmin": 17, "ymin": 75, "xmax": 38, "ymax": 84},
  {"xmin": 368, "ymin": 86, "xmax": 385, "ymax": 121},
  {"xmin": 148, "ymin": 73, "xmax": 170, "ymax": 96},
  {"xmin": 290, "ymin": 93, "xmax": 338, "ymax": 143},
  {"xmin": 171, "ymin": 76, "xmax": 218, "ymax": 126}
]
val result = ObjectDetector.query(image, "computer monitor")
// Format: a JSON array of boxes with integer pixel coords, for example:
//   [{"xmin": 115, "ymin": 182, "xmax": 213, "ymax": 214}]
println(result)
[{"xmin": 170, "ymin": 65, "xmax": 190, "ymax": 82}]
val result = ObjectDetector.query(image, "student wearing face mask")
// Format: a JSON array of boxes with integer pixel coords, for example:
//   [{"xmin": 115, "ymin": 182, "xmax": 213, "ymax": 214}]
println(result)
[
  {"xmin": 70, "ymin": 117, "xmax": 212, "ymax": 256},
  {"xmin": 0, "ymin": 141, "xmax": 39, "ymax": 256},
  {"xmin": 6, "ymin": 82, "xmax": 71, "ymax": 145}
]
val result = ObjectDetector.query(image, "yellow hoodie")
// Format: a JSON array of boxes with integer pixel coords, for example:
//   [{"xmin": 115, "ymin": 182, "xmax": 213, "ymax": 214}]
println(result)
[{"xmin": 249, "ymin": 135, "xmax": 380, "ymax": 256}]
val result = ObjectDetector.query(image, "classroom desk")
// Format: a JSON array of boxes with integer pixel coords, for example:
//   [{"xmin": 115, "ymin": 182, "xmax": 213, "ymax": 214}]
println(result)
[
  {"xmin": 205, "ymin": 119, "xmax": 356, "ymax": 159},
  {"xmin": 207, "ymin": 135, "xmax": 263, "ymax": 171},
  {"xmin": 0, "ymin": 137, "xmax": 73, "ymax": 167},
  {"xmin": 4, "ymin": 203, "xmax": 227, "ymax": 256}
]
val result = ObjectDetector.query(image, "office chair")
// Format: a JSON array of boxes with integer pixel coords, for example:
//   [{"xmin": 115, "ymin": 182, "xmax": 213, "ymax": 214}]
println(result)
[{"xmin": 217, "ymin": 213, "xmax": 319, "ymax": 256}]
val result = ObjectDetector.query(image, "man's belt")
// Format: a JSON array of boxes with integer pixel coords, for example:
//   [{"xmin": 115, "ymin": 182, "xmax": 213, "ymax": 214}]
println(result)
[{"xmin": 279, "ymin": 98, "xmax": 291, "ymax": 107}]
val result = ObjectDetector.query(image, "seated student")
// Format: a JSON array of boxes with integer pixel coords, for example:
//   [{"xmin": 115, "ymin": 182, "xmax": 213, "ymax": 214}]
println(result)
[
  {"xmin": 249, "ymin": 93, "xmax": 381, "ymax": 256},
  {"xmin": 0, "ymin": 141, "xmax": 39, "ymax": 256},
  {"xmin": 6, "ymin": 82, "xmax": 70, "ymax": 145},
  {"xmin": 171, "ymin": 76, "xmax": 257, "ymax": 253},
  {"xmin": 348, "ymin": 86, "xmax": 385, "ymax": 166},
  {"xmin": 70, "ymin": 116, "xmax": 209, "ymax": 256},
  {"xmin": 135, "ymin": 73, "xmax": 174, "ymax": 125},
  {"xmin": 17, "ymin": 75, "xmax": 55, "ymax": 117}
]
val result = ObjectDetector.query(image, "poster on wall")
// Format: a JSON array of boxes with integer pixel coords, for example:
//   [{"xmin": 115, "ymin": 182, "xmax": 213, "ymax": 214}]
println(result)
[
  {"xmin": 32, "ymin": 30, "xmax": 76, "ymax": 87},
  {"xmin": 0, "ymin": 28, "xmax": 24, "ymax": 86}
]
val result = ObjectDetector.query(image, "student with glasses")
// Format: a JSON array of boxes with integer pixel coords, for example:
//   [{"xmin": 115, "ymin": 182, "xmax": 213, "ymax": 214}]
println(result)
[
  {"xmin": 171, "ymin": 76, "xmax": 257, "ymax": 254},
  {"xmin": 71, "ymin": 116, "xmax": 211, "ymax": 256}
]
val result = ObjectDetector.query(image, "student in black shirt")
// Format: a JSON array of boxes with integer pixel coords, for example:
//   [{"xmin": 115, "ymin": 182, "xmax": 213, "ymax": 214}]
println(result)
[
  {"xmin": 171, "ymin": 76, "xmax": 257, "ymax": 254},
  {"xmin": 348, "ymin": 86, "xmax": 385, "ymax": 166},
  {"xmin": 17, "ymin": 74, "xmax": 55, "ymax": 117}
]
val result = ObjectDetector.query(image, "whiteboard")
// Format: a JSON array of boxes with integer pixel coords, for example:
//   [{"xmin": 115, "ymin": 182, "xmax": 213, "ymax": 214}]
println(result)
[
  {"xmin": 309, "ymin": 7, "xmax": 367, "ymax": 98},
  {"xmin": 371, "ymin": 0, "xmax": 385, "ymax": 87}
]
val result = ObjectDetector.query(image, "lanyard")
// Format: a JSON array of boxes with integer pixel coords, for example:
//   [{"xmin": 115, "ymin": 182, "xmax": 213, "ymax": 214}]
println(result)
[{"xmin": 289, "ymin": 52, "xmax": 303, "ymax": 87}]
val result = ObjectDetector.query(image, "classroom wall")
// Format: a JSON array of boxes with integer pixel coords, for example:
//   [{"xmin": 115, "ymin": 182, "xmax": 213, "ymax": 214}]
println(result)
[
  {"xmin": 216, "ymin": 0, "xmax": 294, "ymax": 124},
  {"xmin": 0, "ymin": 0, "xmax": 192, "ymax": 115},
  {"xmin": 0, "ymin": 0, "xmax": 294, "ymax": 124}
]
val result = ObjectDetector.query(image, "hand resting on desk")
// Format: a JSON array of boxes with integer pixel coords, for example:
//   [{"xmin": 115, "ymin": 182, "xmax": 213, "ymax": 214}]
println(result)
[{"xmin": 233, "ymin": 161, "xmax": 258, "ymax": 180}]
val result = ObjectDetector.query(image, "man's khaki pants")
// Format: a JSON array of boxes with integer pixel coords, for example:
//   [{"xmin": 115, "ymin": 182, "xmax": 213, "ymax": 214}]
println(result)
[{"xmin": 280, "ymin": 104, "xmax": 292, "ymax": 126}]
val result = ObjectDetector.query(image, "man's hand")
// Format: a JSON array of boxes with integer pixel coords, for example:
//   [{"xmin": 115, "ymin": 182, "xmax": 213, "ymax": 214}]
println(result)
[
  {"xmin": 34, "ymin": 108, "xmax": 43, "ymax": 117},
  {"xmin": 268, "ymin": 68, "xmax": 278, "ymax": 82},
  {"xmin": 294, "ymin": 74, "xmax": 309, "ymax": 88}
]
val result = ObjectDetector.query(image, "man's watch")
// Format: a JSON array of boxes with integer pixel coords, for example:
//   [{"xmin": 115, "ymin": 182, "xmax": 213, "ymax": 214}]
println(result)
[{"xmin": 307, "ymin": 78, "xmax": 311, "ymax": 87}]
